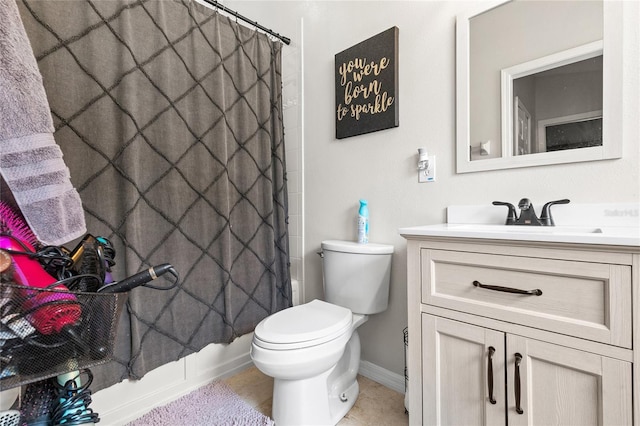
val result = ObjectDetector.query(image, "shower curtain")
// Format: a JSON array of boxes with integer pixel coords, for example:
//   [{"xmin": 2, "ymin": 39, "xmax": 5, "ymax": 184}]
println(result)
[{"xmin": 17, "ymin": 0, "xmax": 291, "ymax": 390}]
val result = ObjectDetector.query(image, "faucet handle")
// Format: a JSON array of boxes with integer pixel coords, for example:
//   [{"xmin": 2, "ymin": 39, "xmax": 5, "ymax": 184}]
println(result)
[
  {"xmin": 518, "ymin": 198, "xmax": 532, "ymax": 210},
  {"xmin": 539, "ymin": 199, "xmax": 570, "ymax": 226},
  {"xmin": 492, "ymin": 201, "xmax": 518, "ymax": 225}
]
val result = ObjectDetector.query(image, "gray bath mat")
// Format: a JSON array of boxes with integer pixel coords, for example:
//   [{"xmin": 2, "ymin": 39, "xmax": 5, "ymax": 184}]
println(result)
[{"xmin": 126, "ymin": 381, "xmax": 274, "ymax": 426}]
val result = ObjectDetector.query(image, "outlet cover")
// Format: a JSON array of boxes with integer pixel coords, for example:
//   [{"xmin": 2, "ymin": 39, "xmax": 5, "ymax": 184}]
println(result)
[{"xmin": 419, "ymin": 155, "xmax": 436, "ymax": 183}]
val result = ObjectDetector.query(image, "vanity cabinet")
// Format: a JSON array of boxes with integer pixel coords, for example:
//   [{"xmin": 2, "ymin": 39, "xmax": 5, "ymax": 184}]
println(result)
[
  {"xmin": 405, "ymin": 237, "xmax": 638, "ymax": 426},
  {"xmin": 423, "ymin": 315, "xmax": 631, "ymax": 426}
]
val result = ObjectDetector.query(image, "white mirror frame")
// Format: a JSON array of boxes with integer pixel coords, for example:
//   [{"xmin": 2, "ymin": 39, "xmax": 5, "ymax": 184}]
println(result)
[{"xmin": 456, "ymin": 1, "xmax": 623, "ymax": 173}]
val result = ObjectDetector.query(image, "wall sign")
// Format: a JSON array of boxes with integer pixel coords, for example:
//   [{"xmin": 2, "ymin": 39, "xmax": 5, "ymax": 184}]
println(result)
[{"xmin": 335, "ymin": 27, "xmax": 399, "ymax": 139}]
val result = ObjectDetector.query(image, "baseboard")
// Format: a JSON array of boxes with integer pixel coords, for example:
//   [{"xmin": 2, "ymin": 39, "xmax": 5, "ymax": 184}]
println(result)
[
  {"xmin": 95, "ymin": 352, "xmax": 404, "ymax": 425},
  {"xmin": 358, "ymin": 360, "xmax": 406, "ymax": 395},
  {"xmin": 93, "ymin": 348, "xmax": 253, "ymax": 425}
]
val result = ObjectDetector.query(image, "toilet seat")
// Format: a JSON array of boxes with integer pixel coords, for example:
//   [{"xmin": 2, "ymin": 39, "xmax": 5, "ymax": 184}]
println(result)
[{"xmin": 253, "ymin": 300, "xmax": 352, "ymax": 350}]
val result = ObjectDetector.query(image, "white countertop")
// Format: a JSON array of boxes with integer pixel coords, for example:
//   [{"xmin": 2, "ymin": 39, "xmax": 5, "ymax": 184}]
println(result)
[
  {"xmin": 399, "ymin": 223, "xmax": 640, "ymax": 246},
  {"xmin": 399, "ymin": 203, "xmax": 640, "ymax": 247}
]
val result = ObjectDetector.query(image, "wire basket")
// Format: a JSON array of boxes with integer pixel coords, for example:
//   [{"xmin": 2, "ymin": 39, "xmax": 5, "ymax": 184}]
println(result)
[{"xmin": 0, "ymin": 283, "xmax": 127, "ymax": 390}]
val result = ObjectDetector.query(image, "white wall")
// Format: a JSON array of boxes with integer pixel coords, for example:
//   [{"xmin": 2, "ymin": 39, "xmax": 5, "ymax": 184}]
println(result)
[
  {"xmin": 231, "ymin": 0, "xmax": 640, "ymax": 379},
  {"xmin": 93, "ymin": 1, "xmax": 639, "ymax": 420}
]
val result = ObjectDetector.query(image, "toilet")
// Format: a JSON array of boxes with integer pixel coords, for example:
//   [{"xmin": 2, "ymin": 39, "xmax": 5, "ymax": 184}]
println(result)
[{"xmin": 250, "ymin": 240, "xmax": 393, "ymax": 426}]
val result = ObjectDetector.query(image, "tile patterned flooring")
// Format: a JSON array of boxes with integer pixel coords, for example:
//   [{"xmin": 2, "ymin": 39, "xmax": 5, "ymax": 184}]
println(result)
[{"xmin": 223, "ymin": 366, "xmax": 409, "ymax": 425}]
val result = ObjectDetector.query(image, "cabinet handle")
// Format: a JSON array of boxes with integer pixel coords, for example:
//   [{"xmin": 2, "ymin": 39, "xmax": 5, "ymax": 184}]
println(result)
[
  {"xmin": 514, "ymin": 353, "xmax": 524, "ymax": 414},
  {"xmin": 473, "ymin": 280, "xmax": 542, "ymax": 296},
  {"xmin": 487, "ymin": 346, "xmax": 496, "ymax": 404}
]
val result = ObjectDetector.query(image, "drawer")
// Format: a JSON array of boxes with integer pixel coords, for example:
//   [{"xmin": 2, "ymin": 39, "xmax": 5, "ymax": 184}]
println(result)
[{"xmin": 421, "ymin": 249, "xmax": 632, "ymax": 348}]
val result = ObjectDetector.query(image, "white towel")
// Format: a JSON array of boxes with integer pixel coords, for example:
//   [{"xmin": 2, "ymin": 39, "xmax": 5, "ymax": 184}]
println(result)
[{"xmin": 0, "ymin": 0, "xmax": 86, "ymax": 245}]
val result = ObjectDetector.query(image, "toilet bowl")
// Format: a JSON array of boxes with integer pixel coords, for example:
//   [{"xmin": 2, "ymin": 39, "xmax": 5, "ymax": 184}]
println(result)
[
  {"xmin": 251, "ymin": 300, "xmax": 368, "ymax": 425},
  {"xmin": 251, "ymin": 240, "xmax": 393, "ymax": 426}
]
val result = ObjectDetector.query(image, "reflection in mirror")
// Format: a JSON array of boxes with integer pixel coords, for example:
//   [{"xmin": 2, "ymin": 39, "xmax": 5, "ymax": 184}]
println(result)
[
  {"xmin": 502, "ymin": 44, "xmax": 603, "ymax": 157},
  {"xmin": 456, "ymin": 0, "xmax": 623, "ymax": 173}
]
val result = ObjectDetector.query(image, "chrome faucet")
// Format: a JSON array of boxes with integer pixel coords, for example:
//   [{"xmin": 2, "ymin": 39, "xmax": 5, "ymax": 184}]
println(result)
[{"xmin": 492, "ymin": 198, "xmax": 570, "ymax": 226}]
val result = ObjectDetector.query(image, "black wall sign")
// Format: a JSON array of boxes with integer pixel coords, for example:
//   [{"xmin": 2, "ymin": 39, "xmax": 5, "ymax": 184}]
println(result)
[{"xmin": 335, "ymin": 27, "xmax": 399, "ymax": 139}]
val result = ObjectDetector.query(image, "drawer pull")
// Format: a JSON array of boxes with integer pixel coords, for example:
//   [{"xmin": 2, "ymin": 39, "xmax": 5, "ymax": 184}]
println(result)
[
  {"xmin": 473, "ymin": 280, "xmax": 542, "ymax": 296},
  {"xmin": 487, "ymin": 346, "xmax": 496, "ymax": 404},
  {"xmin": 514, "ymin": 353, "xmax": 524, "ymax": 414}
]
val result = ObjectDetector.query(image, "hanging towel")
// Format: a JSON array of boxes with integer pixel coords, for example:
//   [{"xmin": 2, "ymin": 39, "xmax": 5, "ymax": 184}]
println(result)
[{"xmin": 0, "ymin": 0, "xmax": 86, "ymax": 245}]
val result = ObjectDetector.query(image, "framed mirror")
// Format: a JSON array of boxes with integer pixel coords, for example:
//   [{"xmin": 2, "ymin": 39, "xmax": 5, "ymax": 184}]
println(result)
[{"xmin": 456, "ymin": 0, "xmax": 623, "ymax": 173}]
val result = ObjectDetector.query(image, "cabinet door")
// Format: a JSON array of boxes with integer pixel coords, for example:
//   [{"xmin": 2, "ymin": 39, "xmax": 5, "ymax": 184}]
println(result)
[
  {"xmin": 507, "ymin": 335, "xmax": 632, "ymax": 426},
  {"xmin": 422, "ymin": 315, "xmax": 505, "ymax": 426}
]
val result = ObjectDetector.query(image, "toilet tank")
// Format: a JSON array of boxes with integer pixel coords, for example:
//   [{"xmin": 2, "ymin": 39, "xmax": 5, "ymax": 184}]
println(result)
[{"xmin": 321, "ymin": 240, "xmax": 393, "ymax": 315}]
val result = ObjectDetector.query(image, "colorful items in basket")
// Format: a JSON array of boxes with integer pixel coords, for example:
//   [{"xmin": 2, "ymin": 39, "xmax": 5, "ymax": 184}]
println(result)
[
  {"xmin": 0, "ymin": 201, "xmax": 179, "ymax": 386},
  {"xmin": 0, "ymin": 202, "xmax": 117, "ymax": 382},
  {"xmin": 0, "ymin": 202, "xmax": 180, "ymax": 426},
  {"xmin": 0, "ymin": 203, "xmax": 82, "ymax": 343}
]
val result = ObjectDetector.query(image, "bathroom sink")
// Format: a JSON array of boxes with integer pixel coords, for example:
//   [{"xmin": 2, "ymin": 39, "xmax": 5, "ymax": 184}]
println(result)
[
  {"xmin": 399, "ymin": 224, "xmax": 639, "ymax": 246},
  {"xmin": 399, "ymin": 203, "xmax": 640, "ymax": 246},
  {"xmin": 451, "ymin": 224, "xmax": 604, "ymax": 234}
]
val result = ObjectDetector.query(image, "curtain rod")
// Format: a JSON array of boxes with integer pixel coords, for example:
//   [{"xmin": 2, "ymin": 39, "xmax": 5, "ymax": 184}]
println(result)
[{"xmin": 199, "ymin": 0, "xmax": 291, "ymax": 45}]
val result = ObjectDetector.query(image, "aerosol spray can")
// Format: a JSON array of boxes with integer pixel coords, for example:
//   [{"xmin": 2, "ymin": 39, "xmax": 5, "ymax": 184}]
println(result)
[{"xmin": 357, "ymin": 199, "xmax": 369, "ymax": 244}]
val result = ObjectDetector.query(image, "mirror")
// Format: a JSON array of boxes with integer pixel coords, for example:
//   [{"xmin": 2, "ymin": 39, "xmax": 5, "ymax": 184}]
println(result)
[
  {"xmin": 456, "ymin": 0, "xmax": 623, "ymax": 173},
  {"xmin": 503, "ymin": 42, "xmax": 603, "ymax": 157}
]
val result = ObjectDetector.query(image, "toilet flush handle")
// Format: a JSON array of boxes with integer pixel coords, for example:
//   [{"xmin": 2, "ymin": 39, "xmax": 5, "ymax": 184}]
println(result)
[{"xmin": 317, "ymin": 250, "xmax": 324, "ymax": 258}]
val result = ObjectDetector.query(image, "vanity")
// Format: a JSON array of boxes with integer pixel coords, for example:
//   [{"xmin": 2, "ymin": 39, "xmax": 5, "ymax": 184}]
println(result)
[
  {"xmin": 400, "ymin": 204, "xmax": 640, "ymax": 426},
  {"xmin": 408, "ymin": 0, "xmax": 640, "ymax": 422}
]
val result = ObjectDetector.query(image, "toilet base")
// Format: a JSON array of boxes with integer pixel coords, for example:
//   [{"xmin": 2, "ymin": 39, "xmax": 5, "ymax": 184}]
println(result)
[
  {"xmin": 272, "ymin": 368, "xmax": 333, "ymax": 425},
  {"xmin": 270, "ymin": 329, "xmax": 364, "ymax": 426},
  {"xmin": 271, "ymin": 366, "xmax": 361, "ymax": 426},
  {"xmin": 328, "ymin": 378, "xmax": 359, "ymax": 424},
  {"xmin": 327, "ymin": 328, "xmax": 362, "ymax": 424}
]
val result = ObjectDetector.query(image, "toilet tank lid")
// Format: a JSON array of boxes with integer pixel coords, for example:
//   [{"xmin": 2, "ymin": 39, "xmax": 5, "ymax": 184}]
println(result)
[{"xmin": 322, "ymin": 240, "xmax": 394, "ymax": 254}]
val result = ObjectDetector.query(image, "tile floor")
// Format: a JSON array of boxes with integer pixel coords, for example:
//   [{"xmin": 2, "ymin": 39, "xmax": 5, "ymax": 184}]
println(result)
[{"xmin": 223, "ymin": 366, "xmax": 409, "ymax": 425}]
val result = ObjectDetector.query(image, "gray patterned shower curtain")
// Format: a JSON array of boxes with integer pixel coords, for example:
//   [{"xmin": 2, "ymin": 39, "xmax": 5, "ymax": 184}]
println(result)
[{"xmin": 18, "ymin": 0, "xmax": 291, "ymax": 390}]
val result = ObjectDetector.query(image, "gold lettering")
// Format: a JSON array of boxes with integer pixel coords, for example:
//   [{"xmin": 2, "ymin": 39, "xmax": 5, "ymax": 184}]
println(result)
[
  {"xmin": 343, "ymin": 80, "xmax": 382, "ymax": 105},
  {"xmin": 338, "ymin": 54, "xmax": 393, "ymax": 122},
  {"xmin": 337, "ymin": 104, "xmax": 348, "ymax": 121},
  {"xmin": 339, "ymin": 57, "xmax": 390, "ymax": 86},
  {"xmin": 347, "ymin": 92, "xmax": 394, "ymax": 120}
]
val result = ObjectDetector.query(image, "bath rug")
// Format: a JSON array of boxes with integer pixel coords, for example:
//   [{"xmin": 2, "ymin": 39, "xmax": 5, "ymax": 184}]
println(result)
[{"xmin": 126, "ymin": 381, "xmax": 274, "ymax": 426}]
